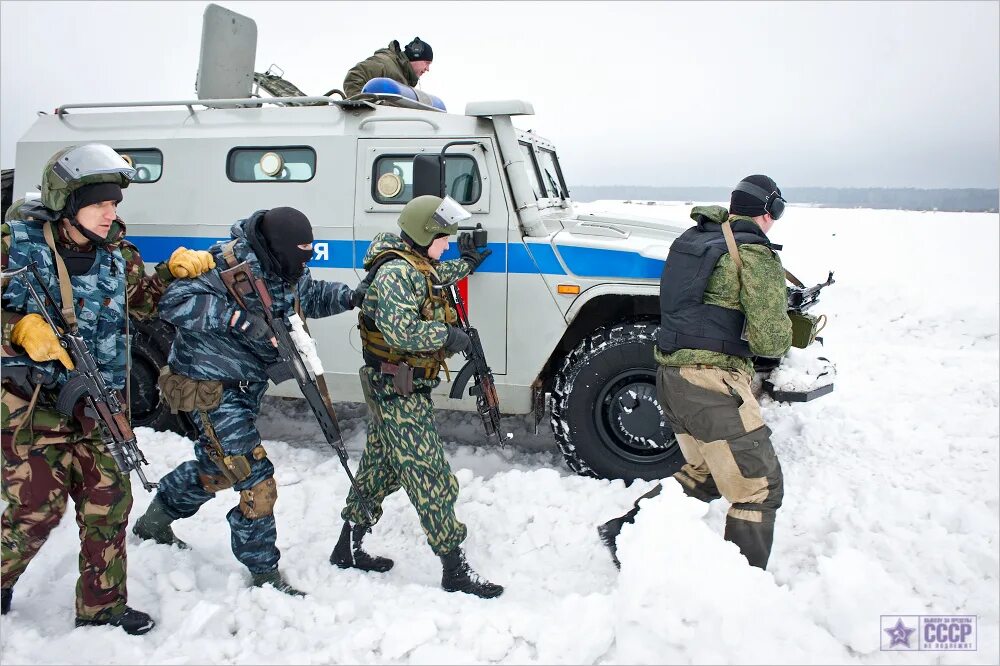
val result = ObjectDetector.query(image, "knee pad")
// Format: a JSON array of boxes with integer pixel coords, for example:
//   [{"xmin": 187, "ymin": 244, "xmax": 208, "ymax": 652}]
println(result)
[{"xmin": 239, "ymin": 477, "xmax": 277, "ymax": 520}]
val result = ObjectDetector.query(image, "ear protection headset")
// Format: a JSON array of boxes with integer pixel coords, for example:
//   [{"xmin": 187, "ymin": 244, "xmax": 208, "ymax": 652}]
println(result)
[{"xmin": 733, "ymin": 180, "xmax": 786, "ymax": 220}]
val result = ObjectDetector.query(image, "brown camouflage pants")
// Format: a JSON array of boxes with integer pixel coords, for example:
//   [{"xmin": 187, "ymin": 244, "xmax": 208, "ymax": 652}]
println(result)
[
  {"xmin": 657, "ymin": 365, "xmax": 784, "ymax": 523},
  {"xmin": 1, "ymin": 391, "xmax": 132, "ymax": 619}
]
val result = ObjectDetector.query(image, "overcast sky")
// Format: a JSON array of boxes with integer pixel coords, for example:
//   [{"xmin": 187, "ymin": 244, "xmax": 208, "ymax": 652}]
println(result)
[{"xmin": 1, "ymin": 1, "xmax": 997, "ymax": 188}]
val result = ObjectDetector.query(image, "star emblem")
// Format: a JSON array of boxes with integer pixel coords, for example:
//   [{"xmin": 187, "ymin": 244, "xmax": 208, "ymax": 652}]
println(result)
[{"xmin": 884, "ymin": 618, "xmax": 916, "ymax": 648}]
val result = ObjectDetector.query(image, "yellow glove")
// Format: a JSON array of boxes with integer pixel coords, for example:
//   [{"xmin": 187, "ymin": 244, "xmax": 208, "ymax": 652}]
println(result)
[
  {"xmin": 10, "ymin": 313, "xmax": 74, "ymax": 370},
  {"xmin": 168, "ymin": 247, "xmax": 217, "ymax": 279}
]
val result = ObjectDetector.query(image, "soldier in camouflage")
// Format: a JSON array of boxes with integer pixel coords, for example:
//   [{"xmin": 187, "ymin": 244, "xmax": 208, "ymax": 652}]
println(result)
[
  {"xmin": 132, "ymin": 206, "xmax": 364, "ymax": 596},
  {"xmin": 331, "ymin": 195, "xmax": 503, "ymax": 599},
  {"xmin": 1, "ymin": 144, "xmax": 216, "ymax": 633},
  {"xmin": 343, "ymin": 37, "xmax": 433, "ymax": 98},
  {"xmin": 598, "ymin": 175, "xmax": 792, "ymax": 570}
]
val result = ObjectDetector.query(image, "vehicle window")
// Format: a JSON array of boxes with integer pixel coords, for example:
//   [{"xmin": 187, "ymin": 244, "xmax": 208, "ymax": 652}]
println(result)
[
  {"xmin": 535, "ymin": 147, "xmax": 567, "ymax": 199},
  {"xmin": 518, "ymin": 142, "xmax": 544, "ymax": 200},
  {"xmin": 373, "ymin": 154, "xmax": 481, "ymax": 205},
  {"xmin": 116, "ymin": 148, "xmax": 162, "ymax": 183},
  {"xmin": 227, "ymin": 147, "xmax": 316, "ymax": 182}
]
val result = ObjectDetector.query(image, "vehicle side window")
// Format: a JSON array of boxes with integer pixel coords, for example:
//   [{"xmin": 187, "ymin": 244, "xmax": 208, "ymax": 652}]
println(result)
[
  {"xmin": 227, "ymin": 147, "xmax": 316, "ymax": 182},
  {"xmin": 373, "ymin": 154, "xmax": 481, "ymax": 205},
  {"xmin": 518, "ymin": 142, "xmax": 544, "ymax": 200},
  {"xmin": 116, "ymin": 148, "xmax": 162, "ymax": 183}
]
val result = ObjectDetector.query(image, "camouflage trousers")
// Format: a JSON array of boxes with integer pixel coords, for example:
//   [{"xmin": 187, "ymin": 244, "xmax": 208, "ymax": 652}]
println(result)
[
  {"xmin": 342, "ymin": 368, "xmax": 467, "ymax": 556},
  {"xmin": 658, "ymin": 365, "xmax": 784, "ymax": 523},
  {"xmin": 1, "ymin": 392, "xmax": 133, "ymax": 619},
  {"xmin": 155, "ymin": 381, "xmax": 280, "ymax": 574}
]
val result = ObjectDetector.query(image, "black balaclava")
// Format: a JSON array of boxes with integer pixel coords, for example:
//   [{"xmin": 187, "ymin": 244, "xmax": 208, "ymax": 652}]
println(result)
[
  {"xmin": 63, "ymin": 182, "xmax": 123, "ymax": 245},
  {"xmin": 255, "ymin": 207, "xmax": 314, "ymax": 283}
]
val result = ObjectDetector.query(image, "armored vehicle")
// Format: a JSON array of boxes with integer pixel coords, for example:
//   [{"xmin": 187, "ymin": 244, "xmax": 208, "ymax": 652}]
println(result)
[{"xmin": 2, "ymin": 5, "xmax": 825, "ymax": 482}]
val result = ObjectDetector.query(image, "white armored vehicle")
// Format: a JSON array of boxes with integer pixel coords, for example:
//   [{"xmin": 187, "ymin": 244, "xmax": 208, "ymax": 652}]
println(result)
[{"xmin": 3, "ymin": 5, "xmax": 823, "ymax": 482}]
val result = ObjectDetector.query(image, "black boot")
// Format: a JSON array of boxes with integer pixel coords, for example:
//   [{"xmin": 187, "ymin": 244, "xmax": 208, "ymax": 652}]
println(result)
[
  {"xmin": 251, "ymin": 569, "xmax": 306, "ymax": 597},
  {"xmin": 132, "ymin": 496, "xmax": 189, "ymax": 549},
  {"xmin": 75, "ymin": 606, "xmax": 155, "ymax": 635},
  {"xmin": 1, "ymin": 587, "xmax": 11, "ymax": 615},
  {"xmin": 724, "ymin": 514, "xmax": 775, "ymax": 570},
  {"xmin": 439, "ymin": 548, "xmax": 504, "ymax": 599},
  {"xmin": 330, "ymin": 521, "xmax": 394, "ymax": 572},
  {"xmin": 597, "ymin": 483, "xmax": 664, "ymax": 570}
]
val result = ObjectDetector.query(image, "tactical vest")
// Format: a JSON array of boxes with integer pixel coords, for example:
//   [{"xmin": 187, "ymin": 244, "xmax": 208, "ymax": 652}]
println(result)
[
  {"xmin": 657, "ymin": 223, "xmax": 772, "ymax": 358},
  {"xmin": 358, "ymin": 249, "xmax": 457, "ymax": 379},
  {"xmin": 5, "ymin": 220, "xmax": 128, "ymax": 389}
]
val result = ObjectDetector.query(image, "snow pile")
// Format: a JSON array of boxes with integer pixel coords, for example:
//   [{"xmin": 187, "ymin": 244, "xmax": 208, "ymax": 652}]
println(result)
[
  {"xmin": 1, "ymin": 205, "xmax": 997, "ymax": 664},
  {"xmin": 767, "ymin": 347, "xmax": 836, "ymax": 392}
]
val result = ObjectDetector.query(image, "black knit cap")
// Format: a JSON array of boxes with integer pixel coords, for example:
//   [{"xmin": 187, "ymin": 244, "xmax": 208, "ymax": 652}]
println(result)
[
  {"xmin": 65, "ymin": 182, "xmax": 123, "ymax": 216},
  {"xmin": 729, "ymin": 174, "xmax": 781, "ymax": 218},
  {"xmin": 404, "ymin": 37, "xmax": 433, "ymax": 62}
]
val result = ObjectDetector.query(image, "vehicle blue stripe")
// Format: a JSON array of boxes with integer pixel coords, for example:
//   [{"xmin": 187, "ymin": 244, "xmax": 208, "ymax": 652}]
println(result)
[
  {"xmin": 129, "ymin": 236, "xmax": 661, "ymax": 279},
  {"xmin": 556, "ymin": 245, "xmax": 664, "ymax": 279}
]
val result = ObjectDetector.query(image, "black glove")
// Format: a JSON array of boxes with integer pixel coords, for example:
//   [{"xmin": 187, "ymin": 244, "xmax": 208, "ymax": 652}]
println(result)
[
  {"xmin": 230, "ymin": 308, "xmax": 271, "ymax": 342},
  {"xmin": 443, "ymin": 325, "xmax": 471, "ymax": 354},
  {"xmin": 459, "ymin": 234, "xmax": 492, "ymax": 274},
  {"xmin": 350, "ymin": 279, "xmax": 369, "ymax": 310}
]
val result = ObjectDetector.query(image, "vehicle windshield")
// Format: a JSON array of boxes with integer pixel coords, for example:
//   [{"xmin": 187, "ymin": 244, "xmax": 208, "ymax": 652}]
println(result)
[{"xmin": 534, "ymin": 147, "xmax": 568, "ymax": 200}]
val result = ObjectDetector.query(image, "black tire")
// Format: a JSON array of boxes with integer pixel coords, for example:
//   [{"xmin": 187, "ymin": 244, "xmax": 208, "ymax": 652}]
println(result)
[
  {"xmin": 129, "ymin": 317, "xmax": 195, "ymax": 439},
  {"xmin": 551, "ymin": 321, "xmax": 684, "ymax": 482}
]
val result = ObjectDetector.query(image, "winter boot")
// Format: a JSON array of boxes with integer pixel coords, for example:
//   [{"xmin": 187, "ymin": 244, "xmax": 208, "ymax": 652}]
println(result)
[
  {"xmin": 75, "ymin": 606, "xmax": 155, "ymax": 635},
  {"xmin": 597, "ymin": 483, "xmax": 664, "ymax": 570},
  {"xmin": 132, "ymin": 496, "xmax": 189, "ymax": 549},
  {"xmin": 723, "ymin": 514, "xmax": 775, "ymax": 570},
  {"xmin": 251, "ymin": 569, "xmax": 306, "ymax": 597},
  {"xmin": 330, "ymin": 521, "xmax": 394, "ymax": 572},
  {"xmin": 1, "ymin": 587, "xmax": 11, "ymax": 615},
  {"xmin": 439, "ymin": 548, "xmax": 504, "ymax": 599}
]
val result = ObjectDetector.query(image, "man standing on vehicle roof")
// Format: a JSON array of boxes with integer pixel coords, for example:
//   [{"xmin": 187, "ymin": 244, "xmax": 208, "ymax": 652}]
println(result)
[
  {"xmin": 597, "ymin": 175, "xmax": 792, "ymax": 571},
  {"xmin": 1, "ymin": 143, "xmax": 216, "ymax": 633},
  {"xmin": 343, "ymin": 37, "xmax": 433, "ymax": 98},
  {"xmin": 331, "ymin": 195, "xmax": 503, "ymax": 598},
  {"xmin": 131, "ymin": 206, "xmax": 366, "ymax": 596}
]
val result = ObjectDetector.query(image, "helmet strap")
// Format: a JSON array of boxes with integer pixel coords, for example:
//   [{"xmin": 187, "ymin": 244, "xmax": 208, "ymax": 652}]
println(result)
[{"xmin": 67, "ymin": 216, "xmax": 110, "ymax": 246}]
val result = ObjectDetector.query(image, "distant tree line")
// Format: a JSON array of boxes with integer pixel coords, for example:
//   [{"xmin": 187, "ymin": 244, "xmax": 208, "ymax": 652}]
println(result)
[{"xmin": 570, "ymin": 186, "xmax": 999, "ymax": 213}]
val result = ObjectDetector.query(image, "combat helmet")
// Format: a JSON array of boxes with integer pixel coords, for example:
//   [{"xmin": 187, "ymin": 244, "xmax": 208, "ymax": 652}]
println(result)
[
  {"xmin": 397, "ymin": 195, "xmax": 470, "ymax": 247},
  {"xmin": 40, "ymin": 143, "xmax": 136, "ymax": 213}
]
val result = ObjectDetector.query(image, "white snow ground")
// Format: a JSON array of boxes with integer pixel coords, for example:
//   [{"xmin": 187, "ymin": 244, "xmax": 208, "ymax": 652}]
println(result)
[{"xmin": 1, "ymin": 203, "xmax": 997, "ymax": 665}]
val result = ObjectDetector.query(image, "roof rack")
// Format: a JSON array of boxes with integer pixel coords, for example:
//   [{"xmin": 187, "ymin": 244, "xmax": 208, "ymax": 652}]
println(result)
[{"xmin": 55, "ymin": 97, "xmax": 374, "ymax": 116}]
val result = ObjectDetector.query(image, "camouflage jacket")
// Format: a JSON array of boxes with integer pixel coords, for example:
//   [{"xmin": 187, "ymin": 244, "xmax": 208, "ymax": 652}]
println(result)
[
  {"xmin": 158, "ymin": 213, "xmax": 354, "ymax": 382},
  {"xmin": 343, "ymin": 40, "xmax": 418, "ymax": 97},
  {"xmin": 1, "ymin": 205, "xmax": 174, "ymax": 392},
  {"xmin": 362, "ymin": 232, "xmax": 471, "ymax": 387},
  {"xmin": 655, "ymin": 205, "xmax": 792, "ymax": 376}
]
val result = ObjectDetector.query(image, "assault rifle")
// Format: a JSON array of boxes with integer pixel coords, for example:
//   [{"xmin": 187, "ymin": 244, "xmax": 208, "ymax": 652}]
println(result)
[
  {"xmin": 219, "ymin": 263, "xmax": 375, "ymax": 525},
  {"xmin": 787, "ymin": 271, "xmax": 835, "ymax": 314},
  {"xmin": 441, "ymin": 281, "xmax": 511, "ymax": 448},
  {"xmin": 1, "ymin": 263, "xmax": 157, "ymax": 491}
]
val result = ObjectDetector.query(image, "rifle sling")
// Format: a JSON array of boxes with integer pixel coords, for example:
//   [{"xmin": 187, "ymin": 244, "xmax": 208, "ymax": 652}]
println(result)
[
  {"xmin": 42, "ymin": 222, "xmax": 79, "ymax": 331},
  {"xmin": 720, "ymin": 219, "xmax": 805, "ymax": 288}
]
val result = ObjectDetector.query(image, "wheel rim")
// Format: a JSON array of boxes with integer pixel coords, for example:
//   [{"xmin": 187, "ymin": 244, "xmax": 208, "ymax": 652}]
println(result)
[{"xmin": 593, "ymin": 367, "xmax": 677, "ymax": 464}]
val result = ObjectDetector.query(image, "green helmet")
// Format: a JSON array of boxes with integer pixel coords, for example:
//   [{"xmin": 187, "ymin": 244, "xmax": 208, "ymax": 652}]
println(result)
[
  {"xmin": 397, "ymin": 195, "xmax": 471, "ymax": 246},
  {"xmin": 40, "ymin": 143, "xmax": 135, "ymax": 213}
]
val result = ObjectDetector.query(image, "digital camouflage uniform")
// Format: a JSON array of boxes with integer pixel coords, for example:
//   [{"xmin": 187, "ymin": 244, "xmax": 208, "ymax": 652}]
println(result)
[
  {"xmin": 342, "ymin": 231, "xmax": 471, "ymax": 555},
  {"xmin": 343, "ymin": 40, "xmax": 418, "ymax": 98},
  {"xmin": 655, "ymin": 205, "xmax": 791, "ymax": 568},
  {"xmin": 1, "ymin": 209, "xmax": 175, "ymax": 619},
  {"xmin": 153, "ymin": 213, "xmax": 354, "ymax": 574}
]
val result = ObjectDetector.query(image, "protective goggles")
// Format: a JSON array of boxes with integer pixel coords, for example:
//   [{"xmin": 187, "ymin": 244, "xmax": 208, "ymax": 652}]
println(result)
[{"xmin": 733, "ymin": 181, "xmax": 786, "ymax": 220}]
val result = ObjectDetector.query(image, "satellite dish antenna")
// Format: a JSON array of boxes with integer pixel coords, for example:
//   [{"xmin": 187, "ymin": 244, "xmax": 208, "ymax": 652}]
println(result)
[{"xmin": 195, "ymin": 3, "xmax": 258, "ymax": 102}]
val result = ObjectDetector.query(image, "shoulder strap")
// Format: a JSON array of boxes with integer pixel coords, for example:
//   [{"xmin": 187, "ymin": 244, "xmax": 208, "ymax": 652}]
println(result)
[
  {"xmin": 220, "ymin": 239, "xmax": 240, "ymax": 269},
  {"xmin": 41, "ymin": 222, "xmax": 78, "ymax": 331},
  {"xmin": 365, "ymin": 249, "xmax": 440, "ymax": 283},
  {"xmin": 720, "ymin": 220, "xmax": 743, "ymax": 273}
]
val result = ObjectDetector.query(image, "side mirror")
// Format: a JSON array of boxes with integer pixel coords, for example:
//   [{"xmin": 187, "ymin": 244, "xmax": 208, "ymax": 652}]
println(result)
[{"xmin": 413, "ymin": 155, "xmax": 442, "ymax": 197}]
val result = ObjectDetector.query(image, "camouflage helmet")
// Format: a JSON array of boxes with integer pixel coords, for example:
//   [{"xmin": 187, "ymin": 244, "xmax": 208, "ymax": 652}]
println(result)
[
  {"xmin": 40, "ymin": 143, "xmax": 136, "ymax": 213},
  {"xmin": 397, "ymin": 195, "xmax": 470, "ymax": 246}
]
